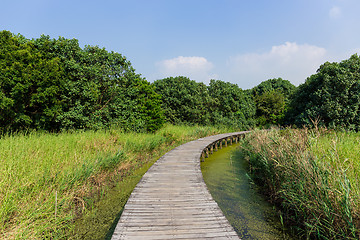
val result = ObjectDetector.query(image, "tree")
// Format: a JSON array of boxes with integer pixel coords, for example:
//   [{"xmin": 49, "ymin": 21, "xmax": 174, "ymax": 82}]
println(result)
[
  {"xmin": 0, "ymin": 31, "xmax": 164, "ymax": 133},
  {"xmin": 153, "ymin": 77, "xmax": 255, "ymax": 129},
  {"xmin": 252, "ymin": 77, "xmax": 296, "ymax": 98},
  {"xmin": 252, "ymin": 78, "xmax": 296, "ymax": 126},
  {"xmin": 153, "ymin": 76, "xmax": 211, "ymax": 125},
  {"xmin": 207, "ymin": 79, "xmax": 255, "ymax": 129},
  {"xmin": 286, "ymin": 54, "xmax": 360, "ymax": 130},
  {"xmin": 0, "ymin": 30, "xmax": 65, "ymax": 131},
  {"xmin": 255, "ymin": 90, "xmax": 285, "ymax": 125}
]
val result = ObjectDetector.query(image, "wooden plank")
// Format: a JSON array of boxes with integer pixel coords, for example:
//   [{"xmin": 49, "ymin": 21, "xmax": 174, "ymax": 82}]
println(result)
[{"xmin": 111, "ymin": 132, "xmax": 248, "ymax": 240}]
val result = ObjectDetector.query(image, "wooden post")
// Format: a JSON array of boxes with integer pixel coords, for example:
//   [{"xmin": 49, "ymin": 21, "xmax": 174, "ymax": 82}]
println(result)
[
  {"xmin": 225, "ymin": 138, "xmax": 228, "ymax": 147},
  {"xmin": 215, "ymin": 142, "xmax": 218, "ymax": 152},
  {"xmin": 205, "ymin": 148, "xmax": 209, "ymax": 158},
  {"xmin": 201, "ymin": 151, "xmax": 205, "ymax": 162},
  {"xmin": 220, "ymin": 140, "xmax": 223, "ymax": 149},
  {"xmin": 210, "ymin": 145, "xmax": 213, "ymax": 154},
  {"xmin": 235, "ymin": 136, "xmax": 238, "ymax": 143}
]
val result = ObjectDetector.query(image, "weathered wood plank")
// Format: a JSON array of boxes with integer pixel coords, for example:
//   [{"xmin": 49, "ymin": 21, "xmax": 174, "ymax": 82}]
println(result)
[{"xmin": 111, "ymin": 132, "xmax": 248, "ymax": 240}]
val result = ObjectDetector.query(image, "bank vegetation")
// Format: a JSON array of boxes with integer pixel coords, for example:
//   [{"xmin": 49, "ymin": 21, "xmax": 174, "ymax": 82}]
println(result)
[{"xmin": 239, "ymin": 127, "xmax": 360, "ymax": 239}]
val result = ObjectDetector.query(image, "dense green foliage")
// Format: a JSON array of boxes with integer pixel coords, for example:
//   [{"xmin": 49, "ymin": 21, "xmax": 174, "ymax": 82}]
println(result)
[
  {"xmin": 208, "ymin": 79, "xmax": 256, "ymax": 128},
  {"xmin": 286, "ymin": 54, "xmax": 360, "ymax": 131},
  {"xmin": 251, "ymin": 78, "xmax": 296, "ymax": 126},
  {"xmin": 0, "ymin": 30, "xmax": 164, "ymax": 132},
  {"xmin": 0, "ymin": 31, "xmax": 64, "ymax": 131},
  {"xmin": 252, "ymin": 77, "xmax": 296, "ymax": 98},
  {"xmin": 152, "ymin": 76, "xmax": 211, "ymax": 125},
  {"xmin": 153, "ymin": 76, "xmax": 256, "ymax": 129}
]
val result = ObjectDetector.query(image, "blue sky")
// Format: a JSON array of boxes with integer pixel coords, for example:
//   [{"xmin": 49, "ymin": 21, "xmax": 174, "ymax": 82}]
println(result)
[{"xmin": 2, "ymin": 0, "xmax": 360, "ymax": 89}]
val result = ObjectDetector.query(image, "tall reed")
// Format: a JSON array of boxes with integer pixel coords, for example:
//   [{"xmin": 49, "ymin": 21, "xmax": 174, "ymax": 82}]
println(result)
[{"xmin": 239, "ymin": 128, "xmax": 360, "ymax": 239}]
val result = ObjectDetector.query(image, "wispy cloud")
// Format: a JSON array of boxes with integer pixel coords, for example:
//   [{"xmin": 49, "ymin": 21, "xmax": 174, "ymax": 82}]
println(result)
[
  {"xmin": 228, "ymin": 42, "xmax": 327, "ymax": 88},
  {"xmin": 156, "ymin": 56, "xmax": 217, "ymax": 83},
  {"xmin": 329, "ymin": 6, "xmax": 342, "ymax": 19}
]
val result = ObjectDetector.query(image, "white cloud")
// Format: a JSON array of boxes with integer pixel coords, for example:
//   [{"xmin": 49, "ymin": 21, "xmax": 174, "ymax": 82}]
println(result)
[
  {"xmin": 329, "ymin": 6, "xmax": 342, "ymax": 19},
  {"xmin": 228, "ymin": 42, "xmax": 327, "ymax": 88},
  {"xmin": 156, "ymin": 56, "xmax": 216, "ymax": 83}
]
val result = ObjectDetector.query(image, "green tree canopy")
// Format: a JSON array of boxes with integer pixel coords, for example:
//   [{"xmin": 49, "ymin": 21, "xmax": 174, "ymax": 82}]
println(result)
[
  {"xmin": 0, "ymin": 31, "xmax": 65, "ymax": 131},
  {"xmin": 0, "ymin": 31, "xmax": 164, "ymax": 133},
  {"xmin": 252, "ymin": 77, "xmax": 296, "ymax": 98},
  {"xmin": 251, "ymin": 78, "xmax": 296, "ymax": 126},
  {"xmin": 152, "ymin": 76, "xmax": 211, "ymax": 125},
  {"xmin": 207, "ymin": 79, "xmax": 255, "ymax": 129},
  {"xmin": 286, "ymin": 54, "xmax": 360, "ymax": 130},
  {"xmin": 153, "ymin": 77, "xmax": 255, "ymax": 129}
]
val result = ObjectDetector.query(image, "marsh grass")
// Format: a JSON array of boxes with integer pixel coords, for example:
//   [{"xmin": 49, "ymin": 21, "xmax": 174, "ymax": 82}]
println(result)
[
  {"xmin": 239, "ymin": 128, "xmax": 360, "ymax": 239},
  {"xmin": 0, "ymin": 124, "xmax": 228, "ymax": 239}
]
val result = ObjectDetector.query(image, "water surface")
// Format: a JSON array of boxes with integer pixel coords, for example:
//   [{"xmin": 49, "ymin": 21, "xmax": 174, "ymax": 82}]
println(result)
[{"xmin": 201, "ymin": 144, "xmax": 293, "ymax": 240}]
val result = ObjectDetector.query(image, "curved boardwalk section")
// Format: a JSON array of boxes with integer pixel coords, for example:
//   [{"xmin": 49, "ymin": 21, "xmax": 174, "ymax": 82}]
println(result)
[{"xmin": 111, "ymin": 132, "xmax": 247, "ymax": 240}]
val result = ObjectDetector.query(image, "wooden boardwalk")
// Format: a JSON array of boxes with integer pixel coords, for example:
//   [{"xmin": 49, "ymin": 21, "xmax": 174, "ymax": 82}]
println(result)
[{"xmin": 111, "ymin": 132, "xmax": 248, "ymax": 240}]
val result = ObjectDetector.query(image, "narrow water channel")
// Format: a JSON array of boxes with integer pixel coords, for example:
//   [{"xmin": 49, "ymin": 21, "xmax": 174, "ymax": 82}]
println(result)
[{"xmin": 201, "ymin": 143, "xmax": 293, "ymax": 240}]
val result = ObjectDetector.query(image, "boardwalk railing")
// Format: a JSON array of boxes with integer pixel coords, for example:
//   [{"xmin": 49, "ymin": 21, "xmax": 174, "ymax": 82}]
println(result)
[
  {"xmin": 200, "ymin": 132, "xmax": 248, "ymax": 162},
  {"xmin": 111, "ymin": 132, "xmax": 248, "ymax": 240}
]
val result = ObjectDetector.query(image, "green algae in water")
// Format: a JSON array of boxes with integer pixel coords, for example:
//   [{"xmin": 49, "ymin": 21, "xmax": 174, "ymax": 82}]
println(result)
[{"xmin": 201, "ymin": 144, "xmax": 293, "ymax": 240}]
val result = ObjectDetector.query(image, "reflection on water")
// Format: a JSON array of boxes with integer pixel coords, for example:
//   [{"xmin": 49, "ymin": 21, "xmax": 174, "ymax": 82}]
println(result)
[{"xmin": 201, "ymin": 144, "xmax": 293, "ymax": 240}]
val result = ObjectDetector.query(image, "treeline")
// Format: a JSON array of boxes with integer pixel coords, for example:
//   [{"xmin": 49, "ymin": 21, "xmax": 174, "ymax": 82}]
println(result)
[
  {"xmin": 153, "ymin": 76, "xmax": 295, "ymax": 129},
  {"xmin": 155, "ymin": 55, "xmax": 360, "ymax": 131},
  {"xmin": 1, "ymin": 30, "xmax": 360, "ymax": 133},
  {"xmin": 0, "ymin": 30, "xmax": 163, "ymax": 133}
]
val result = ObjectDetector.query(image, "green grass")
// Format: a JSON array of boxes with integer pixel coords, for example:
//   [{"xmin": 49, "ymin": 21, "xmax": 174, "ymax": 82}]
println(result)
[
  {"xmin": 239, "ymin": 128, "xmax": 360, "ymax": 239},
  {"xmin": 0, "ymin": 124, "xmax": 233, "ymax": 239},
  {"xmin": 310, "ymin": 131, "xmax": 360, "ymax": 197}
]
